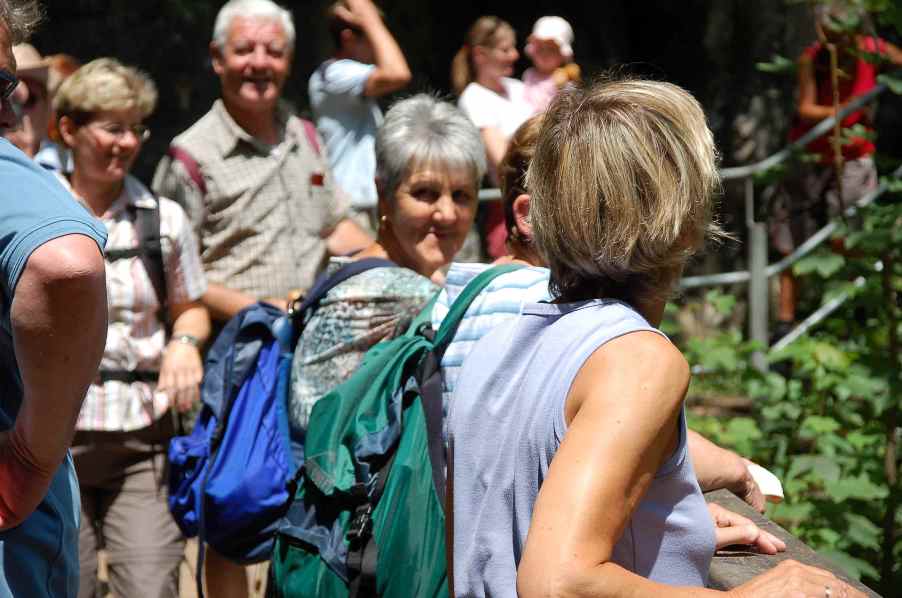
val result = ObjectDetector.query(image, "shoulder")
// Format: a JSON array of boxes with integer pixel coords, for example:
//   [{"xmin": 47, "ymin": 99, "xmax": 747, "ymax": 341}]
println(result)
[
  {"xmin": 459, "ymin": 82, "xmax": 489, "ymax": 104},
  {"xmin": 502, "ymin": 77, "xmax": 526, "ymax": 93},
  {"xmin": 169, "ymin": 102, "xmax": 228, "ymax": 160}
]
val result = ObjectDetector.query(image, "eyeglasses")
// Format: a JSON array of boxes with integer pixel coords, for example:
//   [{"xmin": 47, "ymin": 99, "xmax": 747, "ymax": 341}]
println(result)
[
  {"xmin": 88, "ymin": 121, "xmax": 151, "ymax": 142},
  {"xmin": 0, "ymin": 68, "xmax": 20, "ymax": 103}
]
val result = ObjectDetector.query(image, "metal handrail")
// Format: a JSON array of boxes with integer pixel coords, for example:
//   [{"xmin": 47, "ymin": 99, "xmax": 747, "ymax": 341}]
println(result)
[{"xmin": 479, "ymin": 76, "xmax": 892, "ymax": 204}]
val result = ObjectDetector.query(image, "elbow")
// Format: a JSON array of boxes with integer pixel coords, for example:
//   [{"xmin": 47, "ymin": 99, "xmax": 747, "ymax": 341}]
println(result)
[{"xmin": 517, "ymin": 563, "xmax": 593, "ymax": 598}]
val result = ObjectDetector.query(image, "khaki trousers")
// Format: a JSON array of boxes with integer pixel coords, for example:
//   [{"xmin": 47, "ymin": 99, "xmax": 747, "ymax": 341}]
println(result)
[{"xmin": 72, "ymin": 418, "xmax": 184, "ymax": 598}]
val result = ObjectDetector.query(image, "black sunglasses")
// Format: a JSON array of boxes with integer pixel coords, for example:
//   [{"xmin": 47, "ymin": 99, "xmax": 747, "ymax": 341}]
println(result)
[{"xmin": 0, "ymin": 68, "xmax": 19, "ymax": 103}]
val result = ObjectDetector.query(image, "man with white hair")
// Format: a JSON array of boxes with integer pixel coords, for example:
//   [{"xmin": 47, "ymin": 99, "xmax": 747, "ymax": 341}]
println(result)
[
  {"xmin": 0, "ymin": 1, "xmax": 109, "ymax": 596},
  {"xmin": 154, "ymin": 3, "xmax": 370, "ymax": 593},
  {"xmin": 153, "ymin": 0, "xmax": 371, "ymax": 325}
]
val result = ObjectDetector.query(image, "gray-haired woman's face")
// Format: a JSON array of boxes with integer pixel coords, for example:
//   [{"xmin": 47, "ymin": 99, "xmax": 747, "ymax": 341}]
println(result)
[{"xmin": 380, "ymin": 163, "xmax": 478, "ymax": 278}]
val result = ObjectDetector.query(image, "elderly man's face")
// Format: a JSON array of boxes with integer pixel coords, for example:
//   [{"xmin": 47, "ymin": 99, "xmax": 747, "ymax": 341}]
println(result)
[
  {"xmin": 0, "ymin": 23, "xmax": 18, "ymax": 135},
  {"xmin": 212, "ymin": 16, "xmax": 292, "ymax": 115}
]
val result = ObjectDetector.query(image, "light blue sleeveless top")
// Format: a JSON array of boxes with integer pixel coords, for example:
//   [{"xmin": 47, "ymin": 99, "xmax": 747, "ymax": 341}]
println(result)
[{"xmin": 448, "ymin": 299, "xmax": 715, "ymax": 597}]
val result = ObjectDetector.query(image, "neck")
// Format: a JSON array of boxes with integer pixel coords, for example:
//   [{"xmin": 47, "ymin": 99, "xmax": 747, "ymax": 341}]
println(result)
[
  {"xmin": 476, "ymin": 73, "xmax": 505, "ymax": 95},
  {"xmin": 70, "ymin": 170, "xmax": 124, "ymax": 217},
  {"xmin": 223, "ymin": 100, "xmax": 281, "ymax": 145},
  {"xmin": 359, "ymin": 229, "xmax": 435, "ymax": 279}
]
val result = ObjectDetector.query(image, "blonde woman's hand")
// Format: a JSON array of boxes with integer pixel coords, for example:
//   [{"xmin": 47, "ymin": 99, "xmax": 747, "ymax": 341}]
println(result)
[
  {"xmin": 157, "ymin": 341, "xmax": 203, "ymax": 413},
  {"xmin": 728, "ymin": 559, "xmax": 865, "ymax": 598},
  {"xmin": 709, "ymin": 502, "xmax": 785, "ymax": 554}
]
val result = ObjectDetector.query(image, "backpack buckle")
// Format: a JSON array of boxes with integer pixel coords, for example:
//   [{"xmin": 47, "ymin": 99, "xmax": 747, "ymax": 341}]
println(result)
[{"xmin": 347, "ymin": 503, "xmax": 373, "ymax": 543}]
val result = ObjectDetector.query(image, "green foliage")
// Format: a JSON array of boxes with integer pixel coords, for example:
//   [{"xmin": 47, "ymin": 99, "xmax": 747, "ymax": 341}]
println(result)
[
  {"xmin": 756, "ymin": 54, "xmax": 797, "ymax": 74},
  {"xmin": 670, "ymin": 198, "xmax": 902, "ymax": 591}
]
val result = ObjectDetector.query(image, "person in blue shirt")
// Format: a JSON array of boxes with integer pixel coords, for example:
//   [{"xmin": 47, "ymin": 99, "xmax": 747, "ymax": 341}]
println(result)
[
  {"xmin": 0, "ymin": 2, "xmax": 109, "ymax": 596},
  {"xmin": 309, "ymin": 0, "xmax": 411, "ymax": 221}
]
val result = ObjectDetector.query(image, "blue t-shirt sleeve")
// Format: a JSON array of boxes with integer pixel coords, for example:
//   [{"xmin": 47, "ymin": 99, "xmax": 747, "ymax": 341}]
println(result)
[
  {"xmin": 0, "ymin": 141, "xmax": 107, "ymax": 299},
  {"xmin": 319, "ymin": 59, "xmax": 376, "ymax": 97}
]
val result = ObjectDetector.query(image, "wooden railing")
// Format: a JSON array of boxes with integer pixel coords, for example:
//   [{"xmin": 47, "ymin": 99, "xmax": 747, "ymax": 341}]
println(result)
[{"xmin": 705, "ymin": 489, "xmax": 881, "ymax": 596}]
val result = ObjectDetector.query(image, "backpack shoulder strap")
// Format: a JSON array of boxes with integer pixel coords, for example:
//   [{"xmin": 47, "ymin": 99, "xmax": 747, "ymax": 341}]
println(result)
[
  {"xmin": 431, "ymin": 264, "xmax": 524, "ymax": 355},
  {"xmin": 168, "ymin": 145, "xmax": 207, "ymax": 196},
  {"xmin": 290, "ymin": 258, "xmax": 396, "ymax": 345},
  {"xmin": 300, "ymin": 118, "xmax": 321, "ymax": 157},
  {"xmin": 134, "ymin": 199, "xmax": 170, "ymax": 333}
]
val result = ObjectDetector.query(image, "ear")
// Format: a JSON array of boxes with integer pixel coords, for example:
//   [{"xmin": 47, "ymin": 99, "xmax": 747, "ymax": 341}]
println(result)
[
  {"xmin": 57, "ymin": 115, "xmax": 78, "ymax": 148},
  {"xmin": 471, "ymin": 44, "xmax": 489, "ymax": 68},
  {"xmin": 375, "ymin": 178, "xmax": 390, "ymax": 218},
  {"xmin": 513, "ymin": 193, "xmax": 532, "ymax": 241},
  {"xmin": 210, "ymin": 42, "xmax": 225, "ymax": 76}
]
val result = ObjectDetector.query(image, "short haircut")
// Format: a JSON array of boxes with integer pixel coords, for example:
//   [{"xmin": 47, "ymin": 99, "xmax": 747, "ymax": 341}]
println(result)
[
  {"xmin": 499, "ymin": 114, "xmax": 544, "ymax": 245},
  {"xmin": 526, "ymin": 78, "xmax": 722, "ymax": 305},
  {"xmin": 212, "ymin": 0, "xmax": 295, "ymax": 49},
  {"xmin": 0, "ymin": 0, "xmax": 43, "ymax": 45},
  {"xmin": 53, "ymin": 58, "xmax": 158, "ymax": 125},
  {"xmin": 375, "ymin": 93, "xmax": 486, "ymax": 201}
]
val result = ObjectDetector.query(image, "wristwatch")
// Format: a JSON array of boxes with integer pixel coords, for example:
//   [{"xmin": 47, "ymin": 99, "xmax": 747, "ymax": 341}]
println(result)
[{"xmin": 173, "ymin": 334, "xmax": 201, "ymax": 348}]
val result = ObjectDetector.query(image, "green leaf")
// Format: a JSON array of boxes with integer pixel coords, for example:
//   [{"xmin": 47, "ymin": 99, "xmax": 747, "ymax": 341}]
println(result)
[
  {"xmin": 843, "ymin": 513, "xmax": 882, "ymax": 551},
  {"xmin": 705, "ymin": 290, "xmax": 736, "ymax": 317},
  {"xmin": 824, "ymin": 474, "xmax": 889, "ymax": 502},
  {"xmin": 756, "ymin": 54, "xmax": 796, "ymax": 74},
  {"xmin": 801, "ymin": 415, "xmax": 841, "ymax": 436},
  {"xmin": 878, "ymin": 72, "xmax": 902, "ymax": 95},
  {"xmin": 794, "ymin": 252, "xmax": 846, "ymax": 278},
  {"xmin": 819, "ymin": 550, "xmax": 879, "ymax": 581}
]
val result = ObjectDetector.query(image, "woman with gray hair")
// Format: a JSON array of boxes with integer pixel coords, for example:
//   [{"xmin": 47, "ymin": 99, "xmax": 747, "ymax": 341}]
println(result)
[{"xmin": 288, "ymin": 92, "xmax": 484, "ymax": 441}]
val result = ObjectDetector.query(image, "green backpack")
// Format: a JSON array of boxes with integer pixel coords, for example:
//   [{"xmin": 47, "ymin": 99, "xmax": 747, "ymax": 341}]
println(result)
[{"xmin": 270, "ymin": 264, "xmax": 522, "ymax": 598}]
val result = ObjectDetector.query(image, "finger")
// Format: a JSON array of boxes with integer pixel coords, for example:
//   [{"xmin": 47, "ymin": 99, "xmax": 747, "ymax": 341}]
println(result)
[
  {"xmin": 715, "ymin": 523, "xmax": 761, "ymax": 550},
  {"xmin": 751, "ymin": 529, "xmax": 784, "ymax": 555}
]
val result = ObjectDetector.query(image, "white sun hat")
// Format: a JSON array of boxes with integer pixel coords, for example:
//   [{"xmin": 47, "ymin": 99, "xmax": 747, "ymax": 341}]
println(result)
[{"xmin": 526, "ymin": 16, "xmax": 574, "ymax": 59}]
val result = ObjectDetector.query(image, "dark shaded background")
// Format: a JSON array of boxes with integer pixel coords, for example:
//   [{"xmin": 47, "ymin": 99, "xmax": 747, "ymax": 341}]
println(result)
[{"xmin": 27, "ymin": 0, "xmax": 902, "ymax": 262}]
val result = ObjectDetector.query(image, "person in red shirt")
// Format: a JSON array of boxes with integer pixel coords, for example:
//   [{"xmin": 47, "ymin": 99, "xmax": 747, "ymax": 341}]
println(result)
[{"xmin": 772, "ymin": 3, "xmax": 902, "ymax": 333}]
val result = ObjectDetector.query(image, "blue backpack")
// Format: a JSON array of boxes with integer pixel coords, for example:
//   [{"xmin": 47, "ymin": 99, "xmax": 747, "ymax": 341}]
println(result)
[{"xmin": 167, "ymin": 258, "xmax": 395, "ymax": 592}]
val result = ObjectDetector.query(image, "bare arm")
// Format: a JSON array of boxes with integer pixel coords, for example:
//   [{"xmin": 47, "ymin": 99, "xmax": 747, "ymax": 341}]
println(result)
[
  {"xmin": 882, "ymin": 39, "xmax": 902, "ymax": 67},
  {"xmin": 326, "ymin": 218, "xmax": 373, "ymax": 257},
  {"xmin": 0, "ymin": 234, "xmax": 107, "ymax": 529},
  {"xmin": 515, "ymin": 332, "xmax": 859, "ymax": 598},
  {"xmin": 688, "ymin": 429, "xmax": 765, "ymax": 512},
  {"xmin": 157, "ymin": 300, "xmax": 210, "ymax": 413},
  {"xmin": 202, "ymin": 283, "xmax": 259, "ymax": 323},
  {"xmin": 338, "ymin": 0, "xmax": 411, "ymax": 97},
  {"xmin": 797, "ymin": 56, "xmax": 837, "ymax": 123},
  {"xmin": 481, "ymin": 127, "xmax": 509, "ymax": 179}
]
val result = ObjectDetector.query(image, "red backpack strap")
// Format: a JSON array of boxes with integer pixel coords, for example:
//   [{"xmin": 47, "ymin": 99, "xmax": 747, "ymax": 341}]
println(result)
[
  {"xmin": 300, "ymin": 118, "xmax": 321, "ymax": 158},
  {"xmin": 167, "ymin": 145, "xmax": 207, "ymax": 196}
]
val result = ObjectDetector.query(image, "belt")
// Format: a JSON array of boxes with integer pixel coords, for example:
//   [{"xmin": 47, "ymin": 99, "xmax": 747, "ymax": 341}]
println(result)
[{"xmin": 95, "ymin": 370, "xmax": 159, "ymax": 384}]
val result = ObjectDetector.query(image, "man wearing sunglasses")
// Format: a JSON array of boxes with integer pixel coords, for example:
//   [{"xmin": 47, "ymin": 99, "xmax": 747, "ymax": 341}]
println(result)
[
  {"xmin": 2, "ymin": 42, "xmax": 49, "ymax": 159},
  {"xmin": 0, "ymin": 2, "xmax": 110, "ymax": 597}
]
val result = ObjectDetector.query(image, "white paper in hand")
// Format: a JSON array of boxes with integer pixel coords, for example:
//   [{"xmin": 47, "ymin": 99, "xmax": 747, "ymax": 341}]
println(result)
[{"xmin": 747, "ymin": 462, "xmax": 784, "ymax": 503}]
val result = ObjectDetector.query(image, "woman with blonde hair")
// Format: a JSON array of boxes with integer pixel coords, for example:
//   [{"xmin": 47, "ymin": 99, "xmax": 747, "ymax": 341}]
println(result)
[
  {"xmin": 448, "ymin": 79, "xmax": 864, "ymax": 597},
  {"xmin": 54, "ymin": 57, "xmax": 210, "ymax": 598},
  {"xmin": 452, "ymin": 15, "xmax": 534, "ymax": 258}
]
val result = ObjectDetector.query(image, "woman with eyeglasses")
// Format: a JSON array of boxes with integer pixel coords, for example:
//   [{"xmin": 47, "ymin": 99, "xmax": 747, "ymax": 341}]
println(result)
[{"xmin": 52, "ymin": 57, "xmax": 210, "ymax": 598}]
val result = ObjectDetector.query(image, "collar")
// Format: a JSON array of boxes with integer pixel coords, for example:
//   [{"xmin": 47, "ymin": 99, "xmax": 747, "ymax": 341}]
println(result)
[
  {"xmin": 211, "ymin": 99, "xmax": 297, "ymax": 156},
  {"xmin": 55, "ymin": 173, "xmax": 156, "ymax": 218}
]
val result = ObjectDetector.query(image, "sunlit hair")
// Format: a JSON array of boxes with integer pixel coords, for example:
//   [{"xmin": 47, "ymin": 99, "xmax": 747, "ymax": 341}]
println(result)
[
  {"xmin": 375, "ymin": 94, "xmax": 486, "ymax": 202},
  {"xmin": 0, "ymin": 0, "xmax": 42, "ymax": 45},
  {"xmin": 499, "ymin": 114, "xmax": 543, "ymax": 248},
  {"xmin": 54, "ymin": 58, "xmax": 158, "ymax": 126},
  {"xmin": 451, "ymin": 16, "xmax": 515, "ymax": 95},
  {"xmin": 526, "ymin": 77, "xmax": 723, "ymax": 305},
  {"xmin": 213, "ymin": 0, "xmax": 295, "ymax": 49}
]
